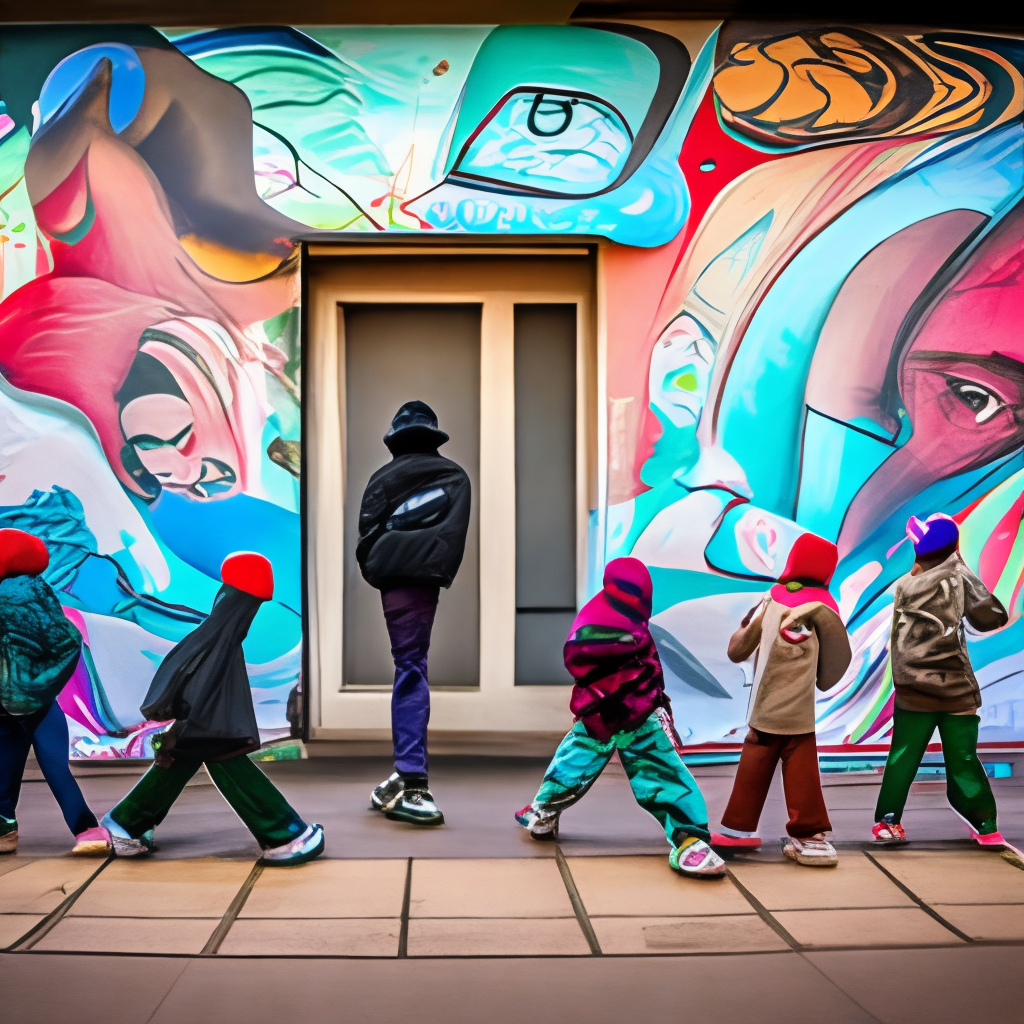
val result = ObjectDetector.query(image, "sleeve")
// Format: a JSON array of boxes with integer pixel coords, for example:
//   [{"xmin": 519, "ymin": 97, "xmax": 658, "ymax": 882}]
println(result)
[
  {"xmin": 355, "ymin": 477, "xmax": 389, "ymax": 571},
  {"xmin": 806, "ymin": 605, "xmax": 853, "ymax": 691},
  {"xmin": 960, "ymin": 562, "xmax": 1009, "ymax": 633},
  {"xmin": 727, "ymin": 599, "xmax": 765, "ymax": 663}
]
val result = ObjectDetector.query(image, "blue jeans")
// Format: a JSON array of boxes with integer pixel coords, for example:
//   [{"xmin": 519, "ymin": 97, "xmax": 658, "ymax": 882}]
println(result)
[
  {"xmin": 533, "ymin": 710, "xmax": 711, "ymax": 846},
  {"xmin": 0, "ymin": 701, "xmax": 98, "ymax": 836},
  {"xmin": 382, "ymin": 585, "xmax": 439, "ymax": 780}
]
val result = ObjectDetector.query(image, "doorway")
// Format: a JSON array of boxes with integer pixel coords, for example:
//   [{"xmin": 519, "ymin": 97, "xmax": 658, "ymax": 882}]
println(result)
[
  {"xmin": 306, "ymin": 248, "xmax": 597, "ymax": 743},
  {"xmin": 342, "ymin": 304, "xmax": 481, "ymax": 687}
]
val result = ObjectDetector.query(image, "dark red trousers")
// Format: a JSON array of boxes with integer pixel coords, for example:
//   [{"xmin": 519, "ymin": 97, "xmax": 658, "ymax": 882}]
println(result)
[{"xmin": 721, "ymin": 729, "xmax": 831, "ymax": 839}]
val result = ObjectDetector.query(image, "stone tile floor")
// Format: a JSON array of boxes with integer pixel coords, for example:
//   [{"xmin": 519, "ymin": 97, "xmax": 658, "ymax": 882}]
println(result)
[{"xmin": 3, "ymin": 757, "xmax": 1024, "ymax": 1022}]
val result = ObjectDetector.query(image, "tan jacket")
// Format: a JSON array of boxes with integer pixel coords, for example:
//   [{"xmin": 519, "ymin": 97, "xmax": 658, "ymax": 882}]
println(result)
[
  {"xmin": 728, "ymin": 598, "xmax": 852, "ymax": 735},
  {"xmin": 890, "ymin": 553, "xmax": 1007, "ymax": 713}
]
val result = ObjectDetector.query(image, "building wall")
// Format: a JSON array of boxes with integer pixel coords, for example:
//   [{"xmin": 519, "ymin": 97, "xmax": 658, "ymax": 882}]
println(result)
[{"xmin": 0, "ymin": 22, "xmax": 1022, "ymax": 756}]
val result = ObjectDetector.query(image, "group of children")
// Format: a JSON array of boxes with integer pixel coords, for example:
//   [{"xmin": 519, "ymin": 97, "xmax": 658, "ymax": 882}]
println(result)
[{"xmin": 0, "ymin": 510, "xmax": 1011, "ymax": 877}]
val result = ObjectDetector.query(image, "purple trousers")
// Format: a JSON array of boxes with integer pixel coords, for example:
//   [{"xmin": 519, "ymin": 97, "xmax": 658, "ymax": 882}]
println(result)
[{"xmin": 381, "ymin": 585, "xmax": 440, "ymax": 780}]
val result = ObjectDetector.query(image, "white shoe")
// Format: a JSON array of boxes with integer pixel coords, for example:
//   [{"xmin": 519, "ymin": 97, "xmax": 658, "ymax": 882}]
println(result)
[
  {"xmin": 781, "ymin": 833, "xmax": 838, "ymax": 867},
  {"xmin": 514, "ymin": 805, "xmax": 559, "ymax": 840},
  {"xmin": 670, "ymin": 837, "xmax": 727, "ymax": 877},
  {"xmin": 261, "ymin": 824, "xmax": 325, "ymax": 866}
]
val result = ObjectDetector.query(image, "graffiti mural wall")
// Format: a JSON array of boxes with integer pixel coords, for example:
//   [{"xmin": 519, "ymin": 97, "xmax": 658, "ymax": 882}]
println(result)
[{"xmin": 0, "ymin": 21, "xmax": 1021, "ymax": 755}]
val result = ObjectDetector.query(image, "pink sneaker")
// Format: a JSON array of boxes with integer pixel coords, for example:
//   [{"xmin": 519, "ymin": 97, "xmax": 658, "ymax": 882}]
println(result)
[
  {"xmin": 711, "ymin": 831, "xmax": 762, "ymax": 849},
  {"xmin": 71, "ymin": 826, "xmax": 112, "ymax": 856},
  {"xmin": 972, "ymin": 830, "xmax": 1007, "ymax": 848}
]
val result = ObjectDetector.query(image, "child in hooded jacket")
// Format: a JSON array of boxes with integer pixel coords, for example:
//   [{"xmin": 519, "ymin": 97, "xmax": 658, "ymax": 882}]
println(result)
[
  {"xmin": 0, "ymin": 529, "xmax": 110, "ymax": 856},
  {"xmin": 872, "ymin": 514, "xmax": 1008, "ymax": 847},
  {"xmin": 102, "ymin": 552, "xmax": 324, "ymax": 865},
  {"xmin": 515, "ymin": 557, "xmax": 725, "ymax": 878},
  {"xmin": 716, "ymin": 533, "xmax": 852, "ymax": 867}
]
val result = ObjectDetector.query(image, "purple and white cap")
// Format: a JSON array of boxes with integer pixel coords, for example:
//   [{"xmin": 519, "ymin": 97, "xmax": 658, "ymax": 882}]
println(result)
[{"xmin": 906, "ymin": 513, "xmax": 959, "ymax": 556}]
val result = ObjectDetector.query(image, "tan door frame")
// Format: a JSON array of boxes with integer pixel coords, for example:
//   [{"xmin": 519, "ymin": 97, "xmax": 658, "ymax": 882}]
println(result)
[{"xmin": 304, "ymin": 247, "xmax": 600, "ymax": 745}]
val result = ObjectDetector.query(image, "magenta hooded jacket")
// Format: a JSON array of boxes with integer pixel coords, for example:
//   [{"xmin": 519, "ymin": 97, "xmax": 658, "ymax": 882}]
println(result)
[{"xmin": 564, "ymin": 557, "xmax": 668, "ymax": 742}]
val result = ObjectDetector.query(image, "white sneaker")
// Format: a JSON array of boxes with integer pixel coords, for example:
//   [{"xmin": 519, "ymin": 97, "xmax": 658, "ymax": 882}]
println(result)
[
  {"xmin": 670, "ymin": 837, "xmax": 727, "ymax": 877},
  {"xmin": 261, "ymin": 824, "xmax": 325, "ymax": 866},
  {"xmin": 781, "ymin": 833, "xmax": 838, "ymax": 867},
  {"xmin": 514, "ymin": 805, "xmax": 559, "ymax": 840}
]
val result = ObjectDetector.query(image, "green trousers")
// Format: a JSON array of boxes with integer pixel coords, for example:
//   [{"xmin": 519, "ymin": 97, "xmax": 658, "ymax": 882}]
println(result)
[
  {"xmin": 110, "ymin": 754, "xmax": 306, "ymax": 848},
  {"xmin": 534, "ymin": 710, "xmax": 711, "ymax": 846},
  {"xmin": 875, "ymin": 706, "xmax": 998, "ymax": 835}
]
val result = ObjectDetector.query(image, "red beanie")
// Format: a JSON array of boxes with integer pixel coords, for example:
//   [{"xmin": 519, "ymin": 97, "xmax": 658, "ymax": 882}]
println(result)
[
  {"xmin": 0, "ymin": 529, "xmax": 50, "ymax": 580},
  {"xmin": 221, "ymin": 552, "xmax": 274, "ymax": 600}
]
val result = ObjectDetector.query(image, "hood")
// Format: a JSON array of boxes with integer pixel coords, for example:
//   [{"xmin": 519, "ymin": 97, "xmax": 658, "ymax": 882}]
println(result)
[
  {"xmin": 384, "ymin": 400, "xmax": 450, "ymax": 455},
  {"xmin": 770, "ymin": 532, "xmax": 840, "ymax": 616},
  {"xmin": 603, "ymin": 557, "xmax": 653, "ymax": 621},
  {"xmin": 0, "ymin": 528, "xmax": 50, "ymax": 581}
]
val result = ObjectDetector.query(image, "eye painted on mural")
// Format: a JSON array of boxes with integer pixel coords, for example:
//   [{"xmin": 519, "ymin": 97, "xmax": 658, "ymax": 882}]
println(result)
[
  {"xmin": 448, "ymin": 87, "xmax": 633, "ymax": 196},
  {"xmin": 945, "ymin": 377, "xmax": 1008, "ymax": 424},
  {"xmin": 648, "ymin": 315, "xmax": 718, "ymax": 429},
  {"xmin": 714, "ymin": 27, "xmax": 1023, "ymax": 146}
]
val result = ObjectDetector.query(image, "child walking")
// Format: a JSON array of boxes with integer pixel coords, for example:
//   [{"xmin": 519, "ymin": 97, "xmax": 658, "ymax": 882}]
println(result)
[
  {"xmin": 872, "ymin": 513, "xmax": 1008, "ymax": 846},
  {"xmin": 715, "ymin": 533, "xmax": 852, "ymax": 867},
  {"xmin": 0, "ymin": 529, "xmax": 111, "ymax": 855},
  {"xmin": 102, "ymin": 553, "xmax": 324, "ymax": 865},
  {"xmin": 515, "ymin": 557, "xmax": 725, "ymax": 878}
]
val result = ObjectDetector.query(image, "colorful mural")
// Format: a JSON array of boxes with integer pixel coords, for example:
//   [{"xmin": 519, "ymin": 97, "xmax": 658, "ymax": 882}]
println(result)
[{"xmin": 0, "ymin": 21, "xmax": 1021, "ymax": 755}]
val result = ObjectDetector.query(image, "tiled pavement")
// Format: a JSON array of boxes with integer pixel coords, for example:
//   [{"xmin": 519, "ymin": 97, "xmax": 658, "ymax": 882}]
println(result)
[
  {"xmin": 3, "ymin": 843, "xmax": 1023, "ymax": 958},
  {"xmin": 4, "ymin": 758, "xmax": 1024, "ymax": 1022}
]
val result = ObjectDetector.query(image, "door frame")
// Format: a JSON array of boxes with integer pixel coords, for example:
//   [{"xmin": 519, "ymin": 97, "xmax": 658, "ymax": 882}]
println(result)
[{"xmin": 303, "ymin": 244, "xmax": 601, "ymax": 746}]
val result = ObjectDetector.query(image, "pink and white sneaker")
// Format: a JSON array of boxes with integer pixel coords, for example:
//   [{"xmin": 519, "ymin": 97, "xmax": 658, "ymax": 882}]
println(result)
[
  {"xmin": 872, "ymin": 816, "xmax": 908, "ymax": 845},
  {"xmin": 670, "ymin": 837, "xmax": 727, "ymax": 878},
  {"xmin": 972, "ymin": 830, "xmax": 1007, "ymax": 848},
  {"xmin": 72, "ymin": 826, "xmax": 112, "ymax": 856}
]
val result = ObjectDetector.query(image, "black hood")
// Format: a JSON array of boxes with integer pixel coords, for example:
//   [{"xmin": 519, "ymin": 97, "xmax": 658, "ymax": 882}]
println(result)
[{"xmin": 383, "ymin": 400, "xmax": 450, "ymax": 455}]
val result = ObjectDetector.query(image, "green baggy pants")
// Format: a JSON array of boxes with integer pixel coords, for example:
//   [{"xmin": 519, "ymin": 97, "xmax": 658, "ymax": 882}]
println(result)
[
  {"xmin": 110, "ymin": 754, "xmax": 306, "ymax": 848},
  {"xmin": 875, "ymin": 706, "xmax": 998, "ymax": 835}
]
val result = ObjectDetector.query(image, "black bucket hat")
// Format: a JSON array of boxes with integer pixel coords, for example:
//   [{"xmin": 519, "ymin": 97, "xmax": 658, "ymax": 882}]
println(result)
[{"xmin": 384, "ymin": 400, "xmax": 450, "ymax": 453}]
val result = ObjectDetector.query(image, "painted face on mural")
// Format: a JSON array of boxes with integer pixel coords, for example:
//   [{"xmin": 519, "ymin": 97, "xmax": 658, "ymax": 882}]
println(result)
[{"xmin": 648, "ymin": 315, "xmax": 717, "ymax": 429}]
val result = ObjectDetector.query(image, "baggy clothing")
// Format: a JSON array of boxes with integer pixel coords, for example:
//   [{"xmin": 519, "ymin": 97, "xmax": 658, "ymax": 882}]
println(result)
[
  {"xmin": 109, "ymin": 753, "xmax": 306, "ymax": 848},
  {"xmin": 532, "ymin": 710, "xmax": 711, "ymax": 846},
  {"xmin": 721, "ymin": 728, "xmax": 831, "ymax": 839},
  {"xmin": 0, "ymin": 701, "xmax": 97, "ymax": 836},
  {"xmin": 382, "ymin": 584, "xmax": 440, "ymax": 780},
  {"xmin": 874, "ymin": 706, "xmax": 998, "ymax": 835}
]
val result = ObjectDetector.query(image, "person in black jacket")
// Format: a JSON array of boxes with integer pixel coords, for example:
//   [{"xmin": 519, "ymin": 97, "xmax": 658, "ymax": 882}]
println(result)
[
  {"xmin": 102, "ymin": 552, "xmax": 324, "ymax": 864},
  {"xmin": 357, "ymin": 401, "xmax": 471, "ymax": 825}
]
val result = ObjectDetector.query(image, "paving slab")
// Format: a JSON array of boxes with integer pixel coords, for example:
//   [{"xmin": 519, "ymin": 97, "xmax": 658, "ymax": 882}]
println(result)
[
  {"xmin": 406, "ymin": 917, "xmax": 591, "ymax": 956},
  {"xmin": 869, "ymin": 849, "xmax": 1024, "ymax": 904},
  {"xmin": 0, "ymin": 951, "xmax": 189, "ymax": 1024},
  {"xmin": 567, "ymin": 855, "xmax": 752, "ymax": 916},
  {"xmin": 0, "ymin": 914, "xmax": 44, "ymax": 948},
  {"xmin": 807, "ymin": 945, "xmax": 1024, "ymax": 1024},
  {"xmin": 409, "ymin": 857, "xmax": 573, "ymax": 918},
  {"xmin": 591, "ymin": 913, "xmax": 788, "ymax": 954},
  {"xmin": 774, "ymin": 907, "xmax": 963, "ymax": 948},
  {"xmin": 0, "ymin": 857, "xmax": 101, "ymax": 914},
  {"xmin": 219, "ymin": 917, "xmax": 401, "ymax": 956},
  {"xmin": 69, "ymin": 857, "xmax": 253, "ymax": 918},
  {"xmin": 145, "ymin": 951, "xmax": 875, "ymax": 1024},
  {"xmin": 729, "ymin": 851, "xmax": 914, "ymax": 910},
  {"xmin": 240, "ymin": 859, "xmax": 407, "ymax": 919},
  {"xmin": 35, "ymin": 915, "xmax": 216, "ymax": 954},
  {"xmin": 931, "ymin": 903, "xmax": 1024, "ymax": 941}
]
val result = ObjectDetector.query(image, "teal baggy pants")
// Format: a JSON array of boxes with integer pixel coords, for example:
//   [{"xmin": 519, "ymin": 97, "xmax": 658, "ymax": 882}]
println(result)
[{"xmin": 533, "ymin": 710, "xmax": 711, "ymax": 846}]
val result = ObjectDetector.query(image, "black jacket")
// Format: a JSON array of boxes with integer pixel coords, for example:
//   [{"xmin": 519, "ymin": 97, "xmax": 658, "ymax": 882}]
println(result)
[
  {"xmin": 141, "ymin": 584, "xmax": 262, "ymax": 764},
  {"xmin": 356, "ymin": 451, "xmax": 471, "ymax": 590}
]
